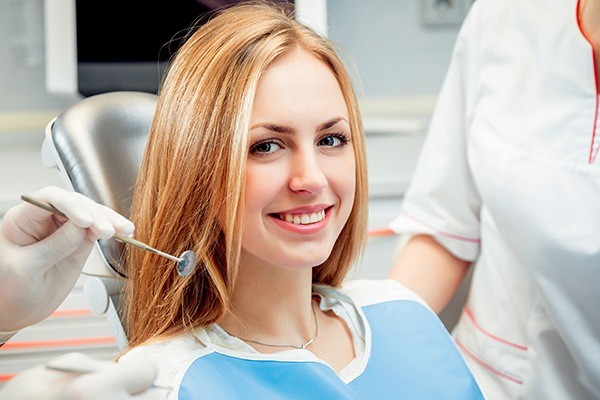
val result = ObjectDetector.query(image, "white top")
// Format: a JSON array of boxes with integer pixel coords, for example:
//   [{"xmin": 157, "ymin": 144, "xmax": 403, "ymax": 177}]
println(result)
[
  {"xmin": 119, "ymin": 279, "xmax": 457, "ymax": 399},
  {"xmin": 390, "ymin": 0, "xmax": 600, "ymax": 399}
]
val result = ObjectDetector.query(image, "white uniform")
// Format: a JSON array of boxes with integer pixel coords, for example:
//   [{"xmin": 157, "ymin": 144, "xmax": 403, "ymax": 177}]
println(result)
[{"xmin": 390, "ymin": 0, "xmax": 600, "ymax": 398}]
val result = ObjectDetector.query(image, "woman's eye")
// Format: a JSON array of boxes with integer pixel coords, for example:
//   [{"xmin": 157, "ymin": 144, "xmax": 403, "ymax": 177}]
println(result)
[
  {"xmin": 250, "ymin": 140, "xmax": 282, "ymax": 155},
  {"xmin": 318, "ymin": 133, "xmax": 349, "ymax": 148}
]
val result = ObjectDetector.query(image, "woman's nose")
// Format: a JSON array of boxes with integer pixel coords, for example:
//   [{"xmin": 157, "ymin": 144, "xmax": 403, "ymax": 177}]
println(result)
[{"xmin": 288, "ymin": 151, "xmax": 327, "ymax": 195}]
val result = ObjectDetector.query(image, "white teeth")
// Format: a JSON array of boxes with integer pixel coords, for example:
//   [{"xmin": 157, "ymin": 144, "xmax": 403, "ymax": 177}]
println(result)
[
  {"xmin": 309, "ymin": 212, "xmax": 321, "ymax": 223},
  {"xmin": 281, "ymin": 210, "xmax": 325, "ymax": 225}
]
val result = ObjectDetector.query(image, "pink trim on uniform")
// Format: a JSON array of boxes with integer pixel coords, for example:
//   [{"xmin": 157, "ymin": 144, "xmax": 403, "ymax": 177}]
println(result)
[
  {"xmin": 402, "ymin": 212, "xmax": 481, "ymax": 243},
  {"xmin": 590, "ymin": 95, "xmax": 600, "ymax": 163},
  {"xmin": 456, "ymin": 339, "xmax": 524, "ymax": 385},
  {"xmin": 464, "ymin": 305, "xmax": 528, "ymax": 351}
]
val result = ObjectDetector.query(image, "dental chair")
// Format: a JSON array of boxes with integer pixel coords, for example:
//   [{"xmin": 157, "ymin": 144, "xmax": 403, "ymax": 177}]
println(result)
[{"xmin": 42, "ymin": 91, "xmax": 157, "ymax": 350}]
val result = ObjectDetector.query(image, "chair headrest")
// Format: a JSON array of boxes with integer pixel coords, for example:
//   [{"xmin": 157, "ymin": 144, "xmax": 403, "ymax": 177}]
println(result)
[{"xmin": 49, "ymin": 91, "xmax": 157, "ymax": 276}]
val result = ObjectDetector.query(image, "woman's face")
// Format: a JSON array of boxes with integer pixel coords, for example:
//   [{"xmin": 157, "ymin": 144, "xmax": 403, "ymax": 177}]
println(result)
[{"xmin": 241, "ymin": 48, "xmax": 355, "ymax": 271}]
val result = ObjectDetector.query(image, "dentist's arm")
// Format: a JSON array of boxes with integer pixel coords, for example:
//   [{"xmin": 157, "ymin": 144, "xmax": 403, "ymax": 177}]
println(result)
[
  {"xmin": 0, "ymin": 186, "xmax": 134, "ymax": 340},
  {"xmin": 388, "ymin": 235, "xmax": 471, "ymax": 313}
]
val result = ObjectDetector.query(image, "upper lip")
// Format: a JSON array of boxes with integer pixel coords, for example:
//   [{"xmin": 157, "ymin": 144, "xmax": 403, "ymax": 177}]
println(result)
[{"xmin": 273, "ymin": 204, "xmax": 332, "ymax": 215}]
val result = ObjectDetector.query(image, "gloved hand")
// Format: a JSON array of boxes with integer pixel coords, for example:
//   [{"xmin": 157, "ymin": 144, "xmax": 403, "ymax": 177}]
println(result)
[
  {"xmin": 0, "ymin": 186, "xmax": 134, "ymax": 332},
  {"xmin": 0, "ymin": 352, "xmax": 164, "ymax": 400}
]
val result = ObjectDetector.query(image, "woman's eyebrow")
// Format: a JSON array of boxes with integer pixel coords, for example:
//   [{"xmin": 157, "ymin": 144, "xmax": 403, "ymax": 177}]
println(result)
[
  {"xmin": 317, "ymin": 117, "xmax": 348, "ymax": 132},
  {"xmin": 251, "ymin": 117, "xmax": 349, "ymax": 133},
  {"xmin": 250, "ymin": 123, "xmax": 294, "ymax": 133}
]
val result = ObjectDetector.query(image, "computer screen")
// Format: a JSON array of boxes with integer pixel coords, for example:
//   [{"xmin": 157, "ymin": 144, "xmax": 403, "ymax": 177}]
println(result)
[{"xmin": 44, "ymin": 0, "xmax": 327, "ymax": 97}]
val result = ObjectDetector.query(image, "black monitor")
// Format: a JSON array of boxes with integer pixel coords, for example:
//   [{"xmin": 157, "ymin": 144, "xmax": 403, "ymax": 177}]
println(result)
[
  {"xmin": 75, "ymin": 1, "xmax": 213, "ymax": 97},
  {"xmin": 44, "ymin": 0, "xmax": 325, "ymax": 97}
]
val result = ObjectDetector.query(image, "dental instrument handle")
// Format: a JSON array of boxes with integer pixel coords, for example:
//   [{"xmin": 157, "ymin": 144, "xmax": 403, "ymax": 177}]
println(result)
[
  {"xmin": 112, "ymin": 235, "xmax": 180, "ymax": 262},
  {"xmin": 20, "ymin": 194, "xmax": 180, "ymax": 264}
]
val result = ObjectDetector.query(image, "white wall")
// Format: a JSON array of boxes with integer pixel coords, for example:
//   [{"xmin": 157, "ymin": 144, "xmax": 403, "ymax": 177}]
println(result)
[{"xmin": 328, "ymin": 0, "xmax": 462, "ymax": 97}]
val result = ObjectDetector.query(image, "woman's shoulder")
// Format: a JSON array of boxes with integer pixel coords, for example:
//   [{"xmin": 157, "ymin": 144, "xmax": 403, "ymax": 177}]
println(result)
[
  {"xmin": 337, "ymin": 278, "xmax": 433, "ymax": 311},
  {"xmin": 121, "ymin": 334, "xmax": 201, "ymax": 358},
  {"xmin": 119, "ymin": 333, "xmax": 208, "ymax": 390}
]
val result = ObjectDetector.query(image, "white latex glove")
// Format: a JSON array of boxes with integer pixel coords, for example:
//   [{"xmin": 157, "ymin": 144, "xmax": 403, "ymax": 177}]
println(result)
[
  {"xmin": 0, "ymin": 186, "xmax": 134, "ymax": 332},
  {"xmin": 0, "ymin": 352, "xmax": 165, "ymax": 400}
]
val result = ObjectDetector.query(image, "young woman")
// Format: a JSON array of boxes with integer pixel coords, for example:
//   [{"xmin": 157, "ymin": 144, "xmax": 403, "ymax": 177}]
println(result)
[{"xmin": 120, "ymin": 2, "xmax": 485, "ymax": 398}]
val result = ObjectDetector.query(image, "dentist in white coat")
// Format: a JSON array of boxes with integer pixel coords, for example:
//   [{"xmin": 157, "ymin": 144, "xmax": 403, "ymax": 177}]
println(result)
[{"xmin": 389, "ymin": 0, "xmax": 600, "ymax": 399}]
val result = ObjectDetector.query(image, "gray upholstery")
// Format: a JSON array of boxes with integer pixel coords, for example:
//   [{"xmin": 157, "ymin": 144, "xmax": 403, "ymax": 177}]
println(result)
[{"xmin": 46, "ymin": 91, "xmax": 157, "ymax": 276}]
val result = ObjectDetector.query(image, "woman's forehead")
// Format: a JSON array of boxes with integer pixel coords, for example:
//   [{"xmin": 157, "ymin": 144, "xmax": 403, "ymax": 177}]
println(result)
[{"xmin": 251, "ymin": 49, "xmax": 348, "ymax": 127}]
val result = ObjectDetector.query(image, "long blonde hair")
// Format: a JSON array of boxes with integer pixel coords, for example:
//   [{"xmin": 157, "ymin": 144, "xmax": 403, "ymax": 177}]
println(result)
[{"xmin": 124, "ymin": 1, "xmax": 368, "ymax": 347}]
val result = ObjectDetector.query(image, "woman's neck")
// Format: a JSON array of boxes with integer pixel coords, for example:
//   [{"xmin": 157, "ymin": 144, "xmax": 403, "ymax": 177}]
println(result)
[{"xmin": 219, "ymin": 255, "xmax": 317, "ymax": 350}]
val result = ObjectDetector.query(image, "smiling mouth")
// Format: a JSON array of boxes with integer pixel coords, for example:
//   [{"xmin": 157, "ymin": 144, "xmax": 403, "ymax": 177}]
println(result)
[{"xmin": 271, "ymin": 208, "xmax": 329, "ymax": 225}]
